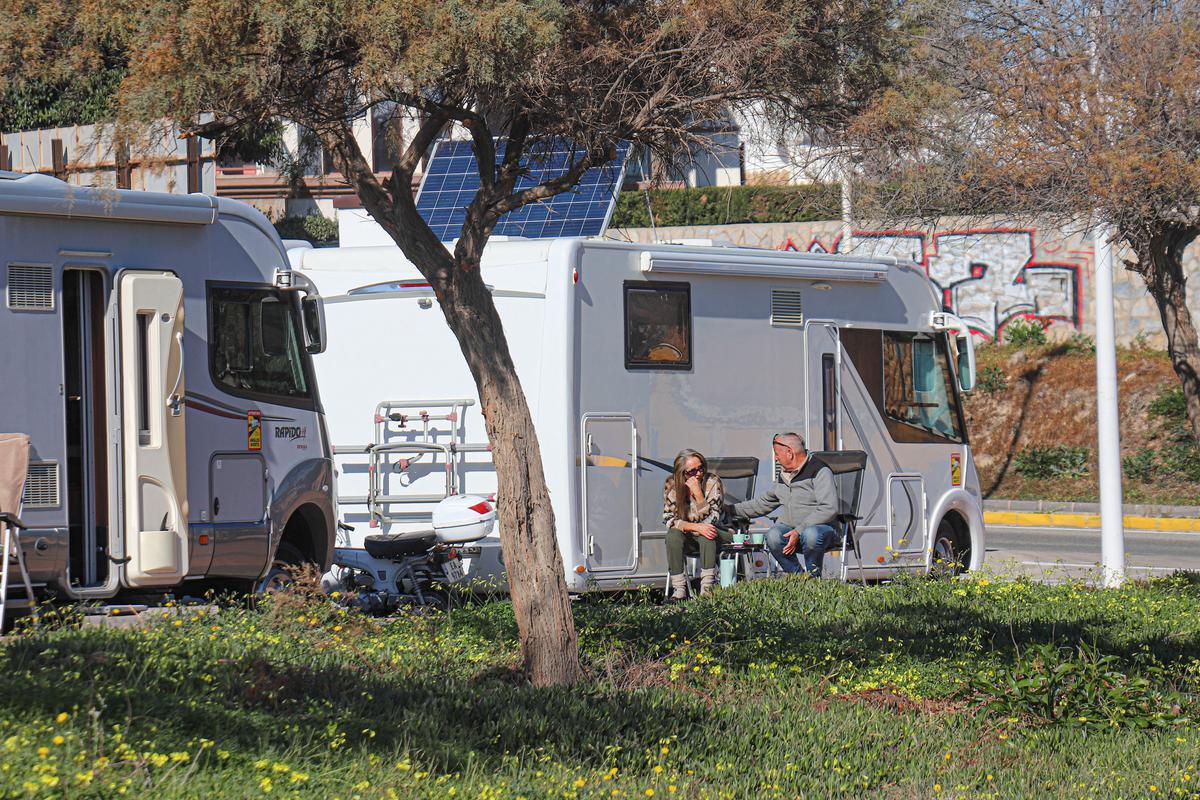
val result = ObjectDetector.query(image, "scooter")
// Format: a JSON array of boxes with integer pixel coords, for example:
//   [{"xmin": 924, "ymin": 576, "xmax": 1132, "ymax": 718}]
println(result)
[{"xmin": 325, "ymin": 495, "xmax": 496, "ymax": 611}]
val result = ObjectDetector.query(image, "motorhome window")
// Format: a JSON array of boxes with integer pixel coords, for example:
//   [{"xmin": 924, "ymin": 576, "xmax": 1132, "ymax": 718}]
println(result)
[
  {"xmin": 136, "ymin": 312, "xmax": 152, "ymax": 446},
  {"xmin": 821, "ymin": 353, "xmax": 837, "ymax": 451},
  {"xmin": 882, "ymin": 332, "xmax": 965, "ymax": 443},
  {"xmin": 209, "ymin": 286, "xmax": 311, "ymax": 403},
  {"xmin": 624, "ymin": 282, "xmax": 691, "ymax": 370}
]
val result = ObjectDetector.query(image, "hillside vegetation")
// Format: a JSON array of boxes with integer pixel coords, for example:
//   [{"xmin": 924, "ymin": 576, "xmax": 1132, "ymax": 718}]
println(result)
[
  {"xmin": 964, "ymin": 334, "xmax": 1200, "ymax": 505},
  {"xmin": 3, "ymin": 577, "xmax": 1200, "ymax": 799}
]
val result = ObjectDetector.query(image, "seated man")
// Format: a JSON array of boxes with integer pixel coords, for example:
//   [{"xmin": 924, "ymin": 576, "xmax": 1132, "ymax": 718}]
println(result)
[{"xmin": 731, "ymin": 433, "xmax": 838, "ymax": 577}]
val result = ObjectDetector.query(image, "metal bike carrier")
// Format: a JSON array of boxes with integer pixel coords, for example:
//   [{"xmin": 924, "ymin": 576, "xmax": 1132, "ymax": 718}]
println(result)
[{"xmin": 332, "ymin": 398, "xmax": 493, "ymax": 529}]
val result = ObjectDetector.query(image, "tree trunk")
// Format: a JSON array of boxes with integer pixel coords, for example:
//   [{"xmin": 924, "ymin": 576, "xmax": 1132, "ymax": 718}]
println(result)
[
  {"xmin": 438, "ymin": 265, "xmax": 584, "ymax": 687},
  {"xmin": 318, "ymin": 125, "xmax": 582, "ymax": 686},
  {"xmin": 1128, "ymin": 224, "xmax": 1200, "ymax": 443}
]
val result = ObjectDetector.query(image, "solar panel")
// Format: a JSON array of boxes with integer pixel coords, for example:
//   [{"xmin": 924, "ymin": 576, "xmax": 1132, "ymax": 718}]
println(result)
[{"xmin": 414, "ymin": 139, "xmax": 630, "ymax": 241}]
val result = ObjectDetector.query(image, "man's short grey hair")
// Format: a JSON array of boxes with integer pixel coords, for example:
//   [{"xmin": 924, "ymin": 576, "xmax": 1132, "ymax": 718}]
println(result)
[{"xmin": 772, "ymin": 432, "xmax": 806, "ymax": 452}]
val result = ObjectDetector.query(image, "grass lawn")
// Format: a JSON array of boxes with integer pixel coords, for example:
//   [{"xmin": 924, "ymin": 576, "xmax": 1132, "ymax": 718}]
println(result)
[{"xmin": 3, "ymin": 575, "xmax": 1200, "ymax": 799}]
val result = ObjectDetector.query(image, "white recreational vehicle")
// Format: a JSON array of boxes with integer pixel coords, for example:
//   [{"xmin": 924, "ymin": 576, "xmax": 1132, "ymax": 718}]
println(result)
[
  {"xmin": 292, "ymin": 234, "xmax": 985, "ymax": 592},
  {"xmin": 0, "ymin": 172, "xmax": 335, "ymax": 611}
]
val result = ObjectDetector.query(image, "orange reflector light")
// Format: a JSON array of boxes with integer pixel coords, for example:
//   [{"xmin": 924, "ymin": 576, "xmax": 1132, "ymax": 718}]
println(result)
[
  {"xmin": 876, "ymin": 556, "xmax": 886, "ymax": 564},
  {"xmin": 575, "ymin": 565, "xmax": 586, "ymax": 574},
  {"xmin": 198, "ymin": 534, "xmax": 210, "ymax": 546},
  {"xmin": 754, "ymin": 560, "xmax": 763, "ymax": 568}
]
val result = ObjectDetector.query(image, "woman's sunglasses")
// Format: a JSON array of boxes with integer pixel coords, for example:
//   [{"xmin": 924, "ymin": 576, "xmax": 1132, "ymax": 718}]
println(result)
[{"xmin": 684, "ymin": 467, "xmax": 704, "ymax": 477}]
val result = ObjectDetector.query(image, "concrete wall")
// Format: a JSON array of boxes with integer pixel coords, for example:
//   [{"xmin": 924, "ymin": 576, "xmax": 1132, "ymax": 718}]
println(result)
[{"xmin": 610, "ymin": 218, "xmax": 1196, "ymax": 346}]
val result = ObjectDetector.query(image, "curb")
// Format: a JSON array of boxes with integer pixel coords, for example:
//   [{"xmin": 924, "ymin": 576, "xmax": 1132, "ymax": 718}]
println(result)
[
  {"xmin": 984, "ymin": 499, "xmax": 1200, "ymax": 518},
  {"xmin": 984, "ymin": 510, "xmax": 1200, "ymax": 532}
]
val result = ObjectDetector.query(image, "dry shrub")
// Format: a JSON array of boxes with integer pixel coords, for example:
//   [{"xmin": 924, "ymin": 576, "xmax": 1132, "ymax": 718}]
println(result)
[{"xmin": 593, "ymin": 649, "xmax": 674, "ymax": 692}]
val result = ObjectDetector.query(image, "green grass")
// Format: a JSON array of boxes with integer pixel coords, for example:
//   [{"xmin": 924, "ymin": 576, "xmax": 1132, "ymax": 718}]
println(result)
[{"xmin": 4, "ymin": 576, "xmax": 1200, "ymax": 799}]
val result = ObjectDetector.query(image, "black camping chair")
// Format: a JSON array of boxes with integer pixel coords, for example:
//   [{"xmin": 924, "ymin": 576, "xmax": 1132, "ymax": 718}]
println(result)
[
  {"xmin": 661, "ymin": 456, "xmax": 759, "ymax": 599},
  {"xmin": 808, "ymin": 450, "xmax": 869, "ymax": 584},
  {"xmin": 709, "ymin": 456, "xmax": 759, "ymax": 534}
]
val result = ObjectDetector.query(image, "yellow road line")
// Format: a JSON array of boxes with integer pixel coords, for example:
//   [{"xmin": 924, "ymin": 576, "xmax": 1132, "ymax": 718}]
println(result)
[{"xmin": 984, "ymin": 510, "xmax": 1200, "ymax": 532}]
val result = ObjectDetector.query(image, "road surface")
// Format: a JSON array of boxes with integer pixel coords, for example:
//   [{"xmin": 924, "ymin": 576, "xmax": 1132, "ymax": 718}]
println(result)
[{"xmin": 983, "ymin": 524, "xmax": 1200, "ymax": 582}]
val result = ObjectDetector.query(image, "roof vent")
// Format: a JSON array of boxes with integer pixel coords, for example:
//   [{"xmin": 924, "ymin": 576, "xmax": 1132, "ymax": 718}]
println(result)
[
  {"xmin": 22, "ymin": 462, "xmax": 60, "ymax": 508},
  {"xmin": 6, "ymin": 264, "xmax": 54, "ymax": 311},
  {"xmin": 770, "ymin": 288, "xmax": 803, "ymax": 327}
]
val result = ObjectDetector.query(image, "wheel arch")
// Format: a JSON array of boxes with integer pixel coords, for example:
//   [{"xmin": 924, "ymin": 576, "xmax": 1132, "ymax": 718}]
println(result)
[
  {"xmin": 278, "ymin": 502, "xmax": 333, "ymax": 569},
  {"xmin": 928, "ymin": 489, "xmax": 986, "ymax": 572}
]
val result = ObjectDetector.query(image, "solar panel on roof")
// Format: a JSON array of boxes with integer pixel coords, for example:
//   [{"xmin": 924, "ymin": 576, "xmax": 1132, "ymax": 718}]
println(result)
[{"xmin": 414, "ymin": 139, "xmax": 630, "ymax": 241}]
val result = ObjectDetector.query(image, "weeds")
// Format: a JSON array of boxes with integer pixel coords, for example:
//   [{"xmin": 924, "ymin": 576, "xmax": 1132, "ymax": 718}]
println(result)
[
  {"xmin": 1003, "ymin": 318, "xmax": 1048, "ymax": 347},
  {"xmin": 976, "ymin": 365, "xmax": 1008, "ymax": 393},
  {"xmin": 1151, "ymin": 385, "xmax": 1188, "ymax": 420},
  {"xmin": 1013, "ymin": 445, "xmax": 1090, "ymax": 479},
  {"xmin": 971, "ymin": 641, "xmax": 1188, "ymax": 730},
  {"xmin": 1060, "ymin": 332, "xmax": 1096, "ymax": 354},
  {"xmin": 1123, "ymin": 449, "xmax": 1157, "ymax": 481}
]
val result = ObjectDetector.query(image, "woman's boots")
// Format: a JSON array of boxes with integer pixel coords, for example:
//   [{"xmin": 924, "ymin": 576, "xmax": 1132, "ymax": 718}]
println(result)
[{"xmin": 668, "ymin": 568, "xmax": 720, "ymax": 603}]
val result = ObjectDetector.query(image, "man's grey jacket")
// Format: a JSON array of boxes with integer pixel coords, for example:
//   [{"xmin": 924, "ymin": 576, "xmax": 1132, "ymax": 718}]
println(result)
[{"xmin": 733, "ymin": 456, "xmax": 838, "ymax": 531}]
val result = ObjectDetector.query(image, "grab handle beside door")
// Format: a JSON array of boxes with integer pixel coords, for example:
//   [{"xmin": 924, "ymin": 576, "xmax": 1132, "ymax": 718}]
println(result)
[{"xmin": 166, "ymin": 331, "xmax": 184, "ymax": 416}]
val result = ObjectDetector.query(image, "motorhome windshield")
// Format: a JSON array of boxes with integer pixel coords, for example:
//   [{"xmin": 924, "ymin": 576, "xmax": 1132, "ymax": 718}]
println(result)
[
  {"xmin": 882, "ymin": 332, "xmax": 965, "ymax": 443},
  {"xmin": 208, "ymin": 285, "xmax": 312, "ymax": 406}
]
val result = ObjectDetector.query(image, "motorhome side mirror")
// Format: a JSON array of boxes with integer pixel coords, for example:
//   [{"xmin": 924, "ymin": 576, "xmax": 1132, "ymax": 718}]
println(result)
[
  {"xmin": 301, "ymin": 295, "xmax": 327, "ymax": 354},
  {"xmin": 259, "ymin": 298, "xmax": 289, "ymax": 356},
  {"xmin": 956, "ymin": 333, "xmax": 976, "ymax": 392}
]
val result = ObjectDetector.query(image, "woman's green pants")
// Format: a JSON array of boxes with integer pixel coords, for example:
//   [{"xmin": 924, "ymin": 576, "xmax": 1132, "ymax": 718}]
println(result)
[{"xmin": 665, "ymin": 527, "xmax": 734, "ymax": 575}]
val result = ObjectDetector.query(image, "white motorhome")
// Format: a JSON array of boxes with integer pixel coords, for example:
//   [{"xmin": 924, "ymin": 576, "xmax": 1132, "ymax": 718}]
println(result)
[
  {"xmin": 291, "ymin": 236, "xmax": 985, "ymax": 592},
  {"xmin": 0, "ymin": 172, "xmax": 335, "ymax": 608}
]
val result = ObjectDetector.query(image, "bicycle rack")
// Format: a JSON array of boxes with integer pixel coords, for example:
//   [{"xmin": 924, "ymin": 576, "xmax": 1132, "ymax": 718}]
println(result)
[{"xmin": 332, "ymin": 398, "xmax": 492, "ymax": 529}]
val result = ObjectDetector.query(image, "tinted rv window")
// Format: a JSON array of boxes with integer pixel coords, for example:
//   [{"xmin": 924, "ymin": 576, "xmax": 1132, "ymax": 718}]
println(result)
[
  {"xmin": 209, "ymin": 286, "xmax": 311, "ymax": 404},
  {"xmin": 882, "ymin": 332, "xmax": 965, "ymax": 443},
  {"xmin": 624, "ymin": 282, "xmax": 691, "ymax": 369}
]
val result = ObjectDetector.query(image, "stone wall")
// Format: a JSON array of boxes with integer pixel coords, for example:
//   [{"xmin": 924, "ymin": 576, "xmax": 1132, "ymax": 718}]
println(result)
[{"xmin": 609, "ymin": 218, "xmax": 1199, "ymax": 346}]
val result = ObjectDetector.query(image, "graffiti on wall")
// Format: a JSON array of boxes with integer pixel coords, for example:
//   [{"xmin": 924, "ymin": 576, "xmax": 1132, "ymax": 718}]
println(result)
[{"xmin": 780, "ymin": 228, "xmax": 1091, "ymax": 339}]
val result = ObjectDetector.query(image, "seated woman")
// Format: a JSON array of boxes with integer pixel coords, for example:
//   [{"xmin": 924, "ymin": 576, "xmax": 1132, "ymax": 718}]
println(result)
[{"xmin": 663, "ymin": 449, "xmax": 732, "ymax": 601}]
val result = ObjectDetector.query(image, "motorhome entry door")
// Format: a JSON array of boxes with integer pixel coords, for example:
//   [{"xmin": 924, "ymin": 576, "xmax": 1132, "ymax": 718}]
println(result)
[
  {"xmin": 805, "ymin": 322, "xmax": 842, "ymax": 451},
  {"xmin": 118, "ymin": 271, "xmax": 189, "ymax": 587},
  {"xmin": 581, "ymin": 414, "xmax": 639, "ymax": 572}
]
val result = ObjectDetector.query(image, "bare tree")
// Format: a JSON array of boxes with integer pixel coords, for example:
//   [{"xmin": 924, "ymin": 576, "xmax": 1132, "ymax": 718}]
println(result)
[
  {"xmin": 853, "ymin": 0, "xmax": 1200, "ymax": 441},
  {"xmin": 2, "ymin": 0, "xmax": 907, "ymax": 685}
]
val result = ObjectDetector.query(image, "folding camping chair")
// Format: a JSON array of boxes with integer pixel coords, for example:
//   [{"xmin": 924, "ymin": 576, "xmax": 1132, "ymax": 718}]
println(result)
[
  {"xmin": 809, "ymin": 450, "xmax": 869, "ymax": 584},
  {"xmin": 662, "ymin": 456, "xmax": 759, "ymax": 599},
  {"xmin": 0, "ymin": 433, "xmax": 38, "ymax": 631}
]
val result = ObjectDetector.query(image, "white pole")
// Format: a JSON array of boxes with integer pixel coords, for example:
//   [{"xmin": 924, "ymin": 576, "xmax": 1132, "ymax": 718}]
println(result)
[{"xmin": 1093, "ymin": 222, "xmax": 1126, "ymax": 587}]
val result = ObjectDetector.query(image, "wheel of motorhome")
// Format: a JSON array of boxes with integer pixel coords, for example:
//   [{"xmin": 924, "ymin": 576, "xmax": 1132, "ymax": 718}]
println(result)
[
  {"xmin": 257, "ymin": 542, "xmax": 306, "ymax": 593},
  {"xmin": 0, "ymin": 172, "xmax": 336, "ymax": 609},
  {"xmin": 931, "ymin": 517, "xmax": 969, "ymax": 577}
]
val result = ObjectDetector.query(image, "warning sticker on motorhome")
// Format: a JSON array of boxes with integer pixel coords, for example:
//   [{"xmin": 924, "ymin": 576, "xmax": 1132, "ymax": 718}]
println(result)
[
  {"xmin": 247, "ymin": 410, "xmax": 262, "ymax": 451},
  {"xmin": 950, "ymin": 453, "xmax": 962, "ymax": 486}
]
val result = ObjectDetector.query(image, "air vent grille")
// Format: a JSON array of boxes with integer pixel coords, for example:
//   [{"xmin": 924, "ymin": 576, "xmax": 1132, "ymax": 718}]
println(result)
[
  {"xmin": 22, "ymin": 462, "xmax": 60, "ymax": 508},
  {"xmin": 770, "ymin": 289, "xmax": 803, "ymax": 327},
  {"xmin": 6, "ymin": 264, "xmax": 54, "ymax": 310}
]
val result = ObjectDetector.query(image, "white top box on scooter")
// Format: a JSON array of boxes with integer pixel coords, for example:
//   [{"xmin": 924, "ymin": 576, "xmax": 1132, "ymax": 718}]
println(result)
[{"xmin": 432, "ymin": 495, "xmax": 496, "ymax": 543}]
